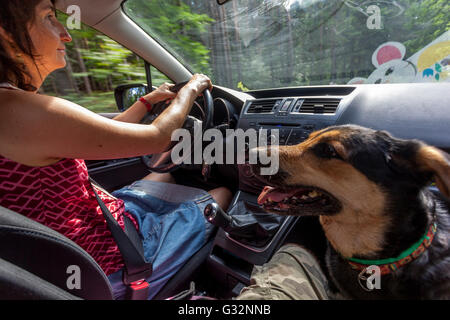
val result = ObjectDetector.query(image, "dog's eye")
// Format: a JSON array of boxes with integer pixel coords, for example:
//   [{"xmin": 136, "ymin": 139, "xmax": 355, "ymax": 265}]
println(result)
[{"xmin": 313, "ymin": 143, "xmax": 342, "ymax": 160}]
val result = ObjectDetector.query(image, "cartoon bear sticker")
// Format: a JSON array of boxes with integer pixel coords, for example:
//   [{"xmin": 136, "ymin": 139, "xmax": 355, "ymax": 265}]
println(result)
[
  {"xmin": 348, "ymin": 42, "xmax": 416, "ymax": 84},
  {"xmin": 348, "ymin": 31, "xmax": 450, "ymax": 84}
]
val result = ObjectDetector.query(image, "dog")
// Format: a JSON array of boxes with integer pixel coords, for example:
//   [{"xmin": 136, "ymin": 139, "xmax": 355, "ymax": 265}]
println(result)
[{"xmin": 252, "ymin": 124, "xmax": 450, "ymax": 299}]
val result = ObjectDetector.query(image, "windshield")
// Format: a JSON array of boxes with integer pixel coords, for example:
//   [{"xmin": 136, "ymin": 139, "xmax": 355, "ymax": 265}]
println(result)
[{"xmin": 123, "ymin": 0, "xmax": 449, "ymax": 91}]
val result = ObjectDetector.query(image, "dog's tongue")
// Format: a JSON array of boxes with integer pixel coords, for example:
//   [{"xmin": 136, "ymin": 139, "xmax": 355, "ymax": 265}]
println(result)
[{"xmin": 258, "ymin": 186, "xmax": 299, "ymax": 205}]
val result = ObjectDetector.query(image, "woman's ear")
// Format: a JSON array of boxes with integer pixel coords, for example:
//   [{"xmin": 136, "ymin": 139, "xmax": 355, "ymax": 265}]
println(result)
[{"xmin": 416, "ymin": 145, "xmax": 450, "ymax": 198}]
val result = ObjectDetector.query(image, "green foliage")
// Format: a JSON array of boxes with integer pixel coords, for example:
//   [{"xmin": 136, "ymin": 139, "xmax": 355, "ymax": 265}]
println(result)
[
  {"xmin": 42, "ymin": 12, "xmax": 149, "ymax": 112},
  {"xmin": 124, "ymin": 0, "xmax": 448, "ymax": 90},
  {"xmin": 124, "ymin": 0, "xmax": 214, "ymax": 75},
  {"xmin": 237, "ymin": 81, "xmax": 249, "ymax": 92},
  {"xmin": 403, "ymin": 0, "xmax": 450, "ymax": 55}
]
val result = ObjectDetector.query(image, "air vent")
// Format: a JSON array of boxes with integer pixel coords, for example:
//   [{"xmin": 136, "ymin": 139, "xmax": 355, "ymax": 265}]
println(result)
[
  {"xmin": 246, "ymin": 100, "xmax": 277, "ymax": 114},
  {"xmin": 298, "ymin": 98, "xmax": 341, "ymax": 114}
]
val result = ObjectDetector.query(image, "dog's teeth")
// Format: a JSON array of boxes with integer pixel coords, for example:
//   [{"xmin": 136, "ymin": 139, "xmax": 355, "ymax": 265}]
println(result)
[
  {"xmin": 292, "ymin": 196, "xmax": 298, "ymax": 200},
  {"xmin": 301, "ymin": 195, "xmax": 308, "ymax": 200}
]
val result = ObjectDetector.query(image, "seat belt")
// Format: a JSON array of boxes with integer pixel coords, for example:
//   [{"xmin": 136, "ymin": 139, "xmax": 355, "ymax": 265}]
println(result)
[{"xmin": 89, "ymin": 178, "xmax": 153, "ymax": 300}]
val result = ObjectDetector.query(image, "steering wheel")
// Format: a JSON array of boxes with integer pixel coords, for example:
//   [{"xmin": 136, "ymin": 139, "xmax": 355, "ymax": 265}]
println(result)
[{"xmin": 141, "ymin": 81, "xmax": 214, "ymax": 173}]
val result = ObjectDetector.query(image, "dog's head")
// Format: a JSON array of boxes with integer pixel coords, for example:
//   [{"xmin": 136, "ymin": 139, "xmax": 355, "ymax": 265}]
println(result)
[{"xmin": 252, "ymin": 125, "xmax": 450, "ymax": 257}]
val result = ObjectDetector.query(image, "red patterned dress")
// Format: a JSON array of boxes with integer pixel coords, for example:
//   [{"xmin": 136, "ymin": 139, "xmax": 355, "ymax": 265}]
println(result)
[{"xmin": 0, "ymin": 155, "xmax": 139, "ymax": 276}]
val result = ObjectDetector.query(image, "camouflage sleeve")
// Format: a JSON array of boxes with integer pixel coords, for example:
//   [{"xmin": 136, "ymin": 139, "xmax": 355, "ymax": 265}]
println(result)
[{"xmin": 236, "ymin": 243, "xmax": 331, "ymax": 300}]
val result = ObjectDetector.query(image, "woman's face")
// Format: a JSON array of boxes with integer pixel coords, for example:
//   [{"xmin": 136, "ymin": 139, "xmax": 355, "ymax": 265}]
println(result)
[{"xmin": 28, "ymin": 0, "xmax": 72, "ymax": 74}]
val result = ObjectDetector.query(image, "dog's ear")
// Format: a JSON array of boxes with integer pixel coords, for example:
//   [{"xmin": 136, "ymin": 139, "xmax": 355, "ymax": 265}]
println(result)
[
  {"xmin": 416, "ymin": 145, "xmax": 450, "ymax": 198},
  {"xmin": 385, "ymin": 137, "xmax": 450, "ymax": 198}
]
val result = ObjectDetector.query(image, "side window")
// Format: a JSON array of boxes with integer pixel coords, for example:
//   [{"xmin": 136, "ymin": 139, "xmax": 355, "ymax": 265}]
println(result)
[
  {"xmin": 41, "ymin": 14, "xmax": 171, "ymax": 113},
  {"xmin": 150, "ymin": 66, "xmax": 173, "ymax": 88}
]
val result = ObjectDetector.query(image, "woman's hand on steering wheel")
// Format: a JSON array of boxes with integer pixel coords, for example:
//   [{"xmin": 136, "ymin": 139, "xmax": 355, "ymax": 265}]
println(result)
[
  {"xmin": 142, "ymin": 82, "xmax": 177, "ymax": 106},
  {"xmin": 141, "ymin": 74, "xmax": 211, "ymax": 109},
  {"xmin": 141, "ymin": 74, "xmax": 214, "ymax": 173},
  {"xmin": 182, "ymin": 74, "xmax": 213, "ymax": 97}
]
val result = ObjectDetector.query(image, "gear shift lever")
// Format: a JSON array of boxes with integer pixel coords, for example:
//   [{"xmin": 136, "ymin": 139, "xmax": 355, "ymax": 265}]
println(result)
[
  {"xmin": 203, "ymin": 201, "xmax": 285, "ymax": 247},
  {"xmin": 204, "ymin": 203, "xmax": 234, "ymax": 229}
]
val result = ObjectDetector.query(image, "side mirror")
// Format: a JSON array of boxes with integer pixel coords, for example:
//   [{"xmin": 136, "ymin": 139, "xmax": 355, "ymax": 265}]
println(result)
[{"xmin": 114, "ymin": 83, "xmax": 149, "ymax": 112}]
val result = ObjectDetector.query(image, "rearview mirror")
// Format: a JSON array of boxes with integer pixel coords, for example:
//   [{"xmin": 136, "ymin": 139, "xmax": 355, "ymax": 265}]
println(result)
[{"xmin": 114, "ymin": 83, "xmax": 149, "ymax": 112}]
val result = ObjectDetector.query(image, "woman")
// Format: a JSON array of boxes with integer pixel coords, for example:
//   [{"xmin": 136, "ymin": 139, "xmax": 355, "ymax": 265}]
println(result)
[{"xmin": 0, "ymin": 0, "xmax": 232, "ymax": 299}]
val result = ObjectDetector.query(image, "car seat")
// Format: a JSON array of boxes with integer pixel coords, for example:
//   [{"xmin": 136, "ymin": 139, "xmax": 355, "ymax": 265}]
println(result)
[{"xmin": 0, "ymin": 205, "xmax": 213, "ymax": 300}]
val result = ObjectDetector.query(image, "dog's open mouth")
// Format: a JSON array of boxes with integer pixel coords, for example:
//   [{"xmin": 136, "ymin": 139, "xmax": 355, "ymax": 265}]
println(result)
[{"xmin": 257, "ymin": 185, "xmax": 341, "ymax": 215}]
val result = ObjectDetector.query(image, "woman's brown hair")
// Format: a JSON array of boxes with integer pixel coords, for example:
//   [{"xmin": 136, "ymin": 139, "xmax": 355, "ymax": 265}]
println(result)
[{"xmin": 0, "ymin": 0, "xmax": 56, "ymax": 91}]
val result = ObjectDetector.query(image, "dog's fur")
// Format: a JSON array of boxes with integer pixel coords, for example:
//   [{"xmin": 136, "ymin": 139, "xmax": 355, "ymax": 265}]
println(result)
[{"xmin": 253, "ymin": 125, "xmax": 450, "ymax": 299}]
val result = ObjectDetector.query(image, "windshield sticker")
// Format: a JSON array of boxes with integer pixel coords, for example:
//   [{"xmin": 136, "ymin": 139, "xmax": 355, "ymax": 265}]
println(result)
[{"xmin": 348, "ymin": 30, "xmax": 450, "ymax": 84}]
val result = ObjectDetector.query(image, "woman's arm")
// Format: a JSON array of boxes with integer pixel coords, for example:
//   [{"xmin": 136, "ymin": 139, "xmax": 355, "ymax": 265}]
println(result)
[
  {"xmin": 0, "ymin": 74, "xmax": 211, "ymax": 167},
  {"xmin": 112, "ymin": 82, "xmax": 176, "ymax": 124}
]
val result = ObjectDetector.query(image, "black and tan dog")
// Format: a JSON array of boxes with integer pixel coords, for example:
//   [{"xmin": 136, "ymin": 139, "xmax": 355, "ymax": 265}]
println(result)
[{"xmin": 253, "ymin": 125, "xmax": 450, "ymax": 299}]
